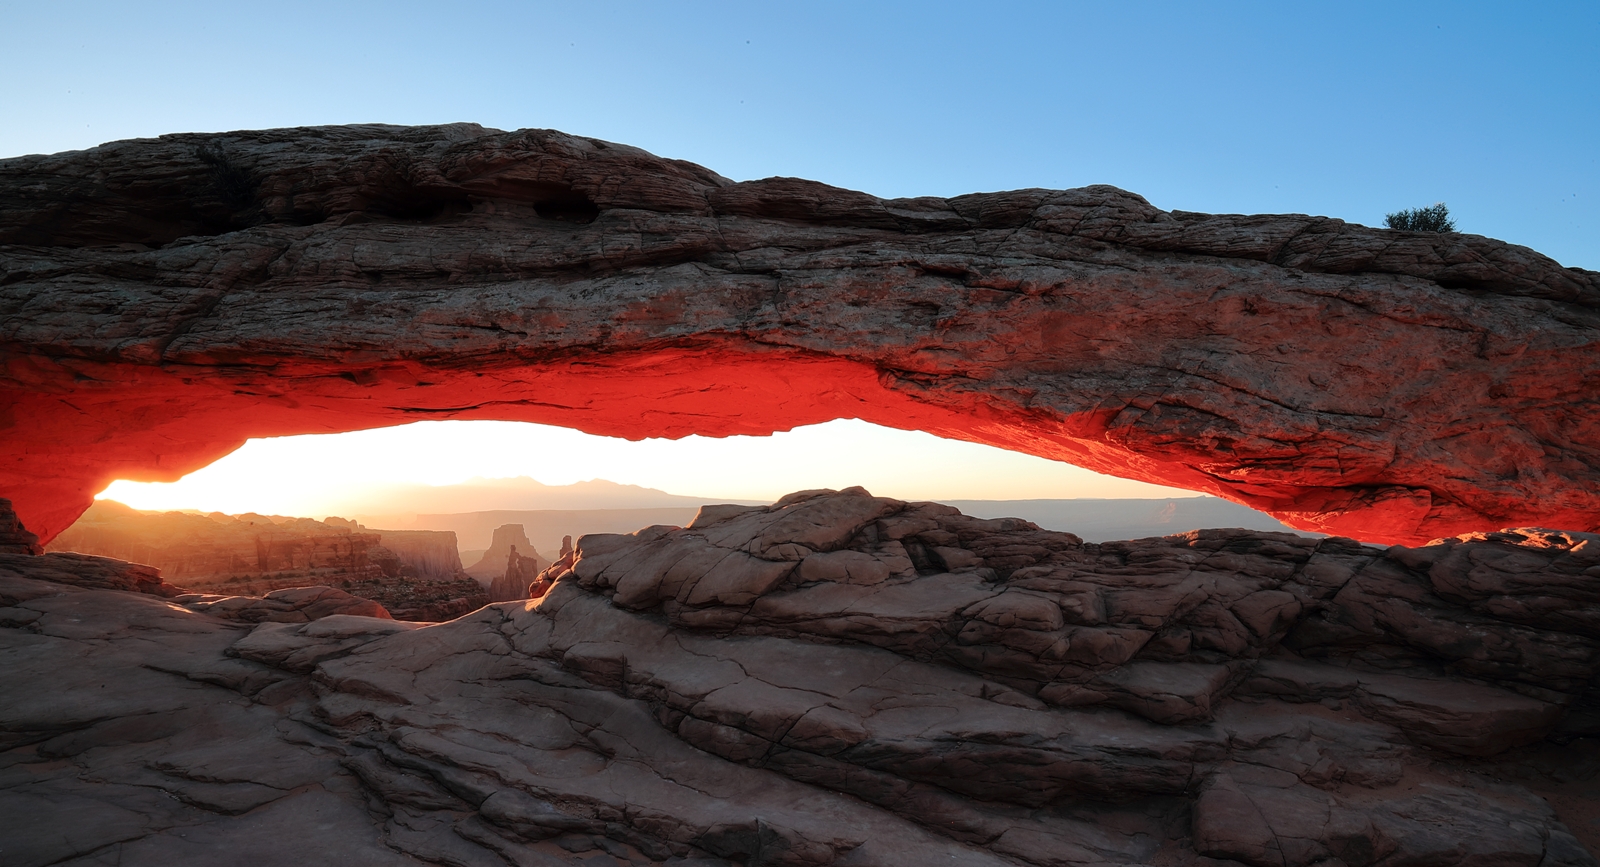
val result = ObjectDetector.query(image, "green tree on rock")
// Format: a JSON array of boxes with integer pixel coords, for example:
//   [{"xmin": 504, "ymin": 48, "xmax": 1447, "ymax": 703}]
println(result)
[{"xmin": 1385, "ymin": 202, "xmax": 1456, "ymax": 232}]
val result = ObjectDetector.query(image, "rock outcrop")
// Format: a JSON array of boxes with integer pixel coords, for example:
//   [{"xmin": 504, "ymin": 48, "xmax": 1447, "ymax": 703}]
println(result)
[
  {"xmin": 466, "ymin": 523, "xmax": 549, "ymax": 587},
  {"xmin": 49, "ymin": 500, "xmax": 382, "ymax": 580},
  {"xmin": 2, "ymin": 489, "xmax": 1597, "ymax": 866},
  {"xmin": 44, "ymin": 501, "xmax": 487, "ymax": 620},
  {"xmin": 52, "ymin": 501, "xmax": 464, "ymax": 583},
  {"xmin": 0, "ymin": 550, "xmax": 178, "ymax": 597},
  {"xmin": 0, "ymin": 497, "xmax": 42, "ymax": 555},
  {"xmin": 173, "ymin": 584, "xmax": 392, "ymax": 623},
  {"xmin": 486, "ymin": 543, "xmax": 543, "ymax": 603},
  {"xmin": 4, "ymin": 125, "xmax": 1598, "ymax": 546},
  {"xmin": 371, "ymin": 529, "xmax": 466, "ymax": 581}
]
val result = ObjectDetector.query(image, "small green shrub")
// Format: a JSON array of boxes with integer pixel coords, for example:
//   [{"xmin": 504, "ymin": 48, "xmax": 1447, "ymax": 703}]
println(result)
[{"xmin": 1385, "ymin": 203, "xmax": 1455, "ymax": 232}]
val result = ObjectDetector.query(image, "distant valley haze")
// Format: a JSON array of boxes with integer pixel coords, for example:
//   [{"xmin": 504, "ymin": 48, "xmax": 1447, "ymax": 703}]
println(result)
[
  {"xmin": 90, "ymin": 457, "xmax": 1303, "ymax": 561},
  {"xmin": 83, "ymin": 420, "xmax": 1303, "ymax": 558},
  {"xmin": 96, "ymin": 418, "xmax": 1199, "ymax": 519}
]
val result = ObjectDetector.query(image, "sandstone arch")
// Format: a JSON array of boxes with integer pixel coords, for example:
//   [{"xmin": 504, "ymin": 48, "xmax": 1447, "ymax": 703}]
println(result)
[{"xmin": 2, "ymin": 124, "xmax": 1598, "ymax": 545}]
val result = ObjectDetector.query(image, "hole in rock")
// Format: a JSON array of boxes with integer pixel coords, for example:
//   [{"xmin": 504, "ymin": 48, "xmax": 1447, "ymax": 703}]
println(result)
[
  {"xmin": 365, "ymin": 184, "xmax": 475, "ymax": 223},
  {"xmin": 531, "ymin": 191, "xmax": 601, "ymax": 224},
  {"xmin": 51, "ymin": 418, "xmax": 1305, "ymax": 615},
  {"xmin": 450, "ymin": 177, "xmax": 601, "ymax": 223}
]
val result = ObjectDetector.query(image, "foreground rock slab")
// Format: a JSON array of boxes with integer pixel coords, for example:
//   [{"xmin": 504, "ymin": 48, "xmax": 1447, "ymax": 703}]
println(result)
[
  {"xmin": 2, "ymin": 489, "xmax": 1597, "ymax": 866},
  {"xmin": 4, "ymin": 125, "xmax": 1599, "ymax": 545}
]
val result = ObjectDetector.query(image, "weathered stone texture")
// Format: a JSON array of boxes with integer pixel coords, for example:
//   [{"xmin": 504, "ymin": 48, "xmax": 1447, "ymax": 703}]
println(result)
[
  {"xmin": 2, "ymin": 489, "xmax": 1597, "ymax": 865},
  {"xmin": 3, "ymin": 125, "xmax": 1598, "ymax": 545}
]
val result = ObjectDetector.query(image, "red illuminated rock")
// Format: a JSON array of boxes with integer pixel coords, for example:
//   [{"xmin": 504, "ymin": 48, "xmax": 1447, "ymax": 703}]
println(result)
[{"xmin": 2, "ymin": 125, "xmax": 1598, "ymax": 545}]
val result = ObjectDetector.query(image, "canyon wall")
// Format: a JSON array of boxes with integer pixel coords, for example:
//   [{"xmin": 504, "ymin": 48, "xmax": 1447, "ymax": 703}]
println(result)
[
  {"xmin": 48, "ymin": 501, "xmax": 378, "ymax": 580},
  {"xmin": 49, "ymin": 500, "xmax": 463, "ymax": 582},
  {"xmin": 359, "ymin": 528, "xmax": 463, "ymax": 581},
  {"xmin": 3, "ymin": 125, "xmax": 1597, "ymax": 546}
]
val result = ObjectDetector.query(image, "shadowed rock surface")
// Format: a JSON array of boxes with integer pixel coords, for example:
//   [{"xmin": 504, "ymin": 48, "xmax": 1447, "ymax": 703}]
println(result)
[
  {"xmin": 2, "ymin": 489, "xmax": 1597, "ymax": 866},
  {"xmin": 4, "ymin": 125, "xmax": 1599, "ymax": 545}
]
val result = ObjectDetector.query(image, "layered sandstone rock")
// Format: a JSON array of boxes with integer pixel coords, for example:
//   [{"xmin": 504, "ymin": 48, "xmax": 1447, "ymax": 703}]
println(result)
[
  {"xmin": 3, "ymin": 125, "xmax": 1598, "ymax": 545},
  {"xmin": 51, "ymin": 502, "xmax": 464, "ymax": 582},
  {"xmin": 362, "ymin": 529, "xmax": 465, "ymax": 581},
  {"xmin": 44, "ymin": 501, "xmax": 486, "ymax": 619},
  {"xmin": 2, "ymin": 490, "xmax": 1596, "ymax": 866},
  {"xmin": 173, "ymin": 584, "xmax": 391, "ymax": 623},
  {"xmin": 48, "ymin": 500, "xmax": 380, "ymax": 580}
]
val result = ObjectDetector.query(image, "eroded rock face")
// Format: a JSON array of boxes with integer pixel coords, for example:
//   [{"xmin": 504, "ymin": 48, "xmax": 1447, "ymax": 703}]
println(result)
[
  {"xmin": 0, "ymin": 497, "xmax": 42, "ymax": 555},
  {"xmin": 3, "ymin": 490, "xmax": 1597, "ymax": 866},
  {"xmin": 4, "ymin": 125, "xmax": 1598, "ymax": 545},
  {"xmin": 48, "ymin": 500, "xmax": 384, "ymax": 580}
]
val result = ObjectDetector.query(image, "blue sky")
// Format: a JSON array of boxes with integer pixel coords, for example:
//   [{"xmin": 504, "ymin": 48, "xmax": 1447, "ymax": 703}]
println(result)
[{"xmin": 6, "ymin": 1, "xmax": 1598, "ymax": 509}]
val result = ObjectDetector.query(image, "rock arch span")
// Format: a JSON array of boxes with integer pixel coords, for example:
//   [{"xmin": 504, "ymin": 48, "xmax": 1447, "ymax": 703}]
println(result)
[{"xmin": 2, "ymin": 124, "xmax": 1598, "ymax": 545}]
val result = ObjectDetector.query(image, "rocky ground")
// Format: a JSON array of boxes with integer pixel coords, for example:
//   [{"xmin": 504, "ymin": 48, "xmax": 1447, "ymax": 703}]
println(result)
[
  {"xmin": 2, "ymin": 488, "xmax": 1597, "ymax": 866},
  {"xmin": 186, "ymin": 571, "xmax": 490, "ymax": 622}
]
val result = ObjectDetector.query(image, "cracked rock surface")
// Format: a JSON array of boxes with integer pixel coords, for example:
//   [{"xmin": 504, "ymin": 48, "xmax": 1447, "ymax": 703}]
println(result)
[
  {"xmin": 4, "ymin": 125, "xmax": 1599, "ymax": 545},
  {"xmin": 2, "ymin": 489, "xmax": 1597, "ymax": 866}
]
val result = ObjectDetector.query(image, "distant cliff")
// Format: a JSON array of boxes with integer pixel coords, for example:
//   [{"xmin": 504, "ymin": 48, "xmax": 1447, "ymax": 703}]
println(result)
[
  {"xmin": 50, "ymin": 501, "xmax": 378, "ymax": 580},
  {"xmin": 324, "ymin": 518, "xmax": 461, "ymax": 580},
  {"xmin": 52, "ymin": 501, "xmax": 461, "ymax": 583}
]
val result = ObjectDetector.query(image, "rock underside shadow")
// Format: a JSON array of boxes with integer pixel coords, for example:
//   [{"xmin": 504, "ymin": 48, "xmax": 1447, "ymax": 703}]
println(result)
[{"xmin": 3, "ymin": 490, "xmax": 1597, "ymax": 867}]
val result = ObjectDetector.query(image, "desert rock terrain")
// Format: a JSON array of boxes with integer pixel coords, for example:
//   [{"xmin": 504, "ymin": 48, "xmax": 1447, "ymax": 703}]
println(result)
[
  {"xmin": 2, "ymin": 490, "xmax": 1596, "ymax": 866},
  {"xmin": 45, "ymin": 501, "xmax": 485, "ymax": 620}
]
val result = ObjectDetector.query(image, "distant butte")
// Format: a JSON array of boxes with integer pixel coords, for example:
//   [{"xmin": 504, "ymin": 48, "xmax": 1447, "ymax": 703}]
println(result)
[{"xmin": 2, "ymin": 124, "xmax": 1598, "ymax": 544}]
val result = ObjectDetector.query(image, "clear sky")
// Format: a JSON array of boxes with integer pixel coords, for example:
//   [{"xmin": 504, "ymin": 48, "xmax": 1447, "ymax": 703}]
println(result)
[{"xmin": 7, "ymin": 2, "xmax": 1597, "ymax": 513}]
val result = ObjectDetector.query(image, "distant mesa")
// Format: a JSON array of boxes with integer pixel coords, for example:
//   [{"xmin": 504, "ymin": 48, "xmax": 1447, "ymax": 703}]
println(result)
[
  {"xmin": 340, "ymin": 476, "xmax": 729, "ymax": 519},
  {"xmin": 3, "ymin": 124, "xmax": 1596, "ymax": 545},
  {"xmin": 46, "ymin": 499, "xmax": 485, "ymax": 620}
]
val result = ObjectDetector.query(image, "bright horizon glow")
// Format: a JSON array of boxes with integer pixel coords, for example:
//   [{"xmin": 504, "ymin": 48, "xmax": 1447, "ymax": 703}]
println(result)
[{"xmin": 97, "ymin": 419, "xmax": 1193, "ymax": 517}]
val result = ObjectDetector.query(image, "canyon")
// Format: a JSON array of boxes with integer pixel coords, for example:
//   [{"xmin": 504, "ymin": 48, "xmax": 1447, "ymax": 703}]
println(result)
[
  {"xmin": 1, "ymin": 489, "xmax": 1596, "ymax": 866},
  {"xmin": 3, "ymin": 125, "xmax": 1599, "ymax": 546},
  {"xmin": 46, "ymin": 500, "xmax": 485, "ymax": 621}
]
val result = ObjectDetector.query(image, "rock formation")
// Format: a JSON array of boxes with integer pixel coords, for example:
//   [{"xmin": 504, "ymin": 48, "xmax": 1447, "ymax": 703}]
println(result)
[
  {"xmin": 44, "ymin": 501, "xmax": 485, "ymax": 621},
  {"xmin": 374, "ymin": 529, "xmax": 467, "ymax": 580},
  {"xmin": 2, "ymin": 488, "xmax": 1597, "ymax": 865},
  {"xmin": 52, "ymin": 501, "xmax": 466, "ymax": 583},
  {"xmin": 466, "ymin": 523, "xmax": 550, "ymax": 587},
  {"xmin": 4, "ymin": 125, "xmax": 1598, "ymax": 545},
  {"xmin": 0, "ymin": 497, "xmax": 42, "ymax": 555},
  {"xmin": 486, "ymin": 543, "xmax": 543, "ymax": 603},
  {"xmin": 49, "ymin": 501, "xmax": 381, "ymax": 579},
  {"xmin": 439, "ymin": 507, "xmax": 707, "ymax": 567}
]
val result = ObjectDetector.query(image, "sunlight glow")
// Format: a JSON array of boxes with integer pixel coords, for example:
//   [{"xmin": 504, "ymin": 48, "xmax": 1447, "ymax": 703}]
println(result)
[{"xmin": 97, "ymin": 419, "xmax": 1193, "ymax": 516}]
